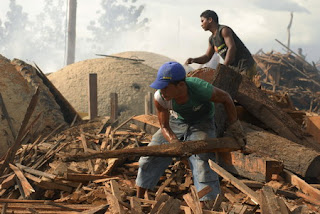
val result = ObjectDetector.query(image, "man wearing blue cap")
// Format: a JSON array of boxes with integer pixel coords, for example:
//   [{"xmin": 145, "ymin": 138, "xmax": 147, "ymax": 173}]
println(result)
[{"xmin": 136, "ymin": 61, "xmax": 245, "ymax": 207}]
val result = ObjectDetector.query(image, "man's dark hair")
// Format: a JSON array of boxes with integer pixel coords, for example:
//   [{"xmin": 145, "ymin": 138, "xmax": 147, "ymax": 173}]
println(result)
[{"xmin": 200, "ymin": 10, "xmax": 219, "ymax": 24}]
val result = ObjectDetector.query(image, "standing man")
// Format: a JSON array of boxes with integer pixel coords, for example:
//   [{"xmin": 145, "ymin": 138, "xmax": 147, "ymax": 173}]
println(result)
[
  {"xmin": 136, "ymin": 61, "xmax": 245, "ymax": 206},
  {"xmin": 185, "ymin": 10, "xmax": 256, "ymax": 79}
]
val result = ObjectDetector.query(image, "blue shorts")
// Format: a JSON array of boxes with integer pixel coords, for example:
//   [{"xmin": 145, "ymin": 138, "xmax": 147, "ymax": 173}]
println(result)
[{"xmin": 136, "ymin": 117, "xmax": 221, "ymax": 201}]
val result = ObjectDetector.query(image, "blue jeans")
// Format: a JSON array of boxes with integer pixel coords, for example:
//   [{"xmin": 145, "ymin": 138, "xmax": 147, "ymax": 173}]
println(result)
[{"xmin": 136, "ymin": 117, "xmax": 221, "ymax": 201}]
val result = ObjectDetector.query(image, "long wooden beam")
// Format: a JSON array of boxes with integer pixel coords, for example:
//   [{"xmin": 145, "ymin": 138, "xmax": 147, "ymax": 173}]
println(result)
[
  {"xmin": 208, "ymin": 160, "xmax": 260, "ymax": 205},
  {"xmin": 284, "ymin": 169, "xmax": 320, "ymax": 201},
  {"xmin": 63, "ymin": 137, "xmax": 241, "ymax": 162}
]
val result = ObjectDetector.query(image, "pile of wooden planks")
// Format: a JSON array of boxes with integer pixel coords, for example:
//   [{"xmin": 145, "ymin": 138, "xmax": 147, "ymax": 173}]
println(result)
[
  {"xmin": 254, "ymin": 50, "xmax": 320, "ymax": 114},
  {"xmin": 0, "ymin": 114, "xmax": 319, "ymax": 213}
]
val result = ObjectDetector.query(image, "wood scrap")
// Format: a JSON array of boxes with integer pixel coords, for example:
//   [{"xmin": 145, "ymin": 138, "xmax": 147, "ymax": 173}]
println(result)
[
  {"xmin": 260, "ymin": 185, "xmax": 290, "ymax": 214},
  {"xmin": 9, "ymin": 163, "xmax": 35, "ymax": 198}
]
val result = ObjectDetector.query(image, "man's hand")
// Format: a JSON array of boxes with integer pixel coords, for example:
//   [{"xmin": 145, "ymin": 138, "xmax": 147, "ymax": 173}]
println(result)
[
  {"xmin": 185, "ymin": 58, "xmax": 194, "ymax": 65},
  {"xmin": 227, "ymin": 120, "xmax": 246, "ymax": 149}
]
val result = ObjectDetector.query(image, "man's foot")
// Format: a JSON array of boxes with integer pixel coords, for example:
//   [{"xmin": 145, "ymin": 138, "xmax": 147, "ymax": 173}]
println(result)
[{"xmin": 136, "ymin": 186, "xmax": 147, "ymax": 198}]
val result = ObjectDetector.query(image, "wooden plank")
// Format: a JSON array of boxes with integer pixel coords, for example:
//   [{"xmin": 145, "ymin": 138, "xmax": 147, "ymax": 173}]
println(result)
[
  {"xmin": 44, "ymin": 201, "xmax": 79, "ymax": 212},
  {"xmin": 132, "ymin": 114, "xmax": 161, "ymax": 128},
  {"xmin": 9, "ymin": 164, "xmax": 35, "ymax": 198},
  {"xmin": 109, "ymin": 180, "xmax": 131, "ymax": 210},
  {"xmin": 61, "ymin": 173, "xmax": 114, "ymax": 182},
  {"xmin": 109, "ymin": 180, "xmax": 122, "ymax": 201},
  {"xmin": 260, "ymin": 185, "xmax": 288, "ymax": 214},
  {"xmin": 150, "ymin": 193, "xmax": 169, "ymax": 214},
  {"xmin": 93, "ymin": 177, "xmax": 121, "ymax": 183},
  {"xmin": 222, "ymin": 186, "xmax": 239, "ymax": 204},
  {"xmin": 80, "ymin": 204, "xmax": 109, "ymax": 214},
  {"xmin": 114, "ymin": 131, "xmax": 143, "ymax": 136},
  {"xmin": 0, "ymin": 174, "xmax": 15, "ymax": 189},
  {"xmin": 35, "ymin": 180, "xmax": 73, "ymax": 193},
  {"xmin": 15, "ymin": 163, "xmax": 56, "ymax": 180},
  {"xmin": 94, "ymin": 125, "xmax": 112, "ymax": 172},
  {"xmin": 155, "ymin": 175, "xmax": 175, "ymax": 200},
  {"xmin": 296, "ymin": 191, "xmax": 320, "ymax": 206},
  {"xmin": 239, "ymin": 179, "xmax": 264, "ymax": 188},
  {"xmin": 212, "ymin": 194, "xmax": 224, "ymax": 211},
  {"xmin": 183, "ymin": 206, "xmax": 192, "ymax": 214},
  {"xmin": 24, "ymin": 173, "xmax": 41, "ymax": 183},
  {"xmin": 198, "ymin": 186, "xmax": 213, "ymax": 199},
  {"xmin": 306, "ymin": 116, "xmax": 320, "ymax": 144},
  {"xmin": 80, "ymin": 131, "xmax": 94, "ymax": 174},
  {"xmin": 284, "ymin": 169, "xmax": 320, "ymax": 201},
  {"xmin": 1, "ymin": 203, "xmax": 8, "ymax": 214},
  {"xmin": 104, "ymin": 189, "xmax": 125, "ymax": 214},
  {"xmin": 145, "ymin": 92, "xmax": 153, "ymax": 115},
  {"xmin": 130, "ymin": 197, "xmax": 142, "ymax": 214},
  {"xmin": 183, "ymin": 186, "xmax": 202, "ymax": 214},
  {"xmin": 110, "ymin": 93, "xmax": 118, "ymax": 123},
  {"xmin": 183, "ymin": 193, "xmax": 202, "ymax": 214},
  {"xmin": 208, "ymin": 160, "xmax": 260, "ymax": 205},
  {"xmin": 64, "ymin": 137, "xmax": 241, "ymax": 162},
  {"xmin": 88, "ymin": 73, "xmax": 98, "ymax": 120},
  {"xmin": 219, "ymin": 151, "xmax": 283, "ymax": 182},
  {"xmin": 156, "ymin": 197, "xmax": 181, "ymax": 214}
]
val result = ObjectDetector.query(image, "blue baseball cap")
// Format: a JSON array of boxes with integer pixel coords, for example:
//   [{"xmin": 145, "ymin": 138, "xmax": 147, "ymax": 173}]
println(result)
[{"xmin": 150, "ymin": 62, "xmax": 186, "ymax": 89}]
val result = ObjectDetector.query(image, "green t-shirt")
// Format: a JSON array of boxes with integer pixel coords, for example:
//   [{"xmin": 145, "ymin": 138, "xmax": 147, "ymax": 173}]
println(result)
[{"xmin": 172, "ymin": 77, "xmax": 215, "ymax": 123}]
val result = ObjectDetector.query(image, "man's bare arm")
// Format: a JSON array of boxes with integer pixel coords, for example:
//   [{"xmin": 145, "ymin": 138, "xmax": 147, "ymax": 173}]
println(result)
[
  {"xmin": 221, "ymin": 27, "xmax": 236, "ymax": 66},
  {"xmin": 155, "ymin": 100, "xmax": 179, "ymax": 143},
  {"xmin": 210, "ymin": 87, "xmax": 237, "ymax": 123},
  {"xmin": 185, "ymin": 43, "xmax": 215, "ymax": 65}
]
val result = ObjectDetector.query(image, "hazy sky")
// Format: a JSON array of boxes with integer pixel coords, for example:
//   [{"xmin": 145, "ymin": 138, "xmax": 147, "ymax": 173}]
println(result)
[{"xmin": 0, "ymin": 0, "xmax": 319, "ymax": 72}]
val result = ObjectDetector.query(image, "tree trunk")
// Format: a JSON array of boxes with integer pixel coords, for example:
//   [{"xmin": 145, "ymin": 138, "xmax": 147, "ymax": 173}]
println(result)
[{"xmin": 244, "ymin": 123, "xmax": 320, "ymax": 178}]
